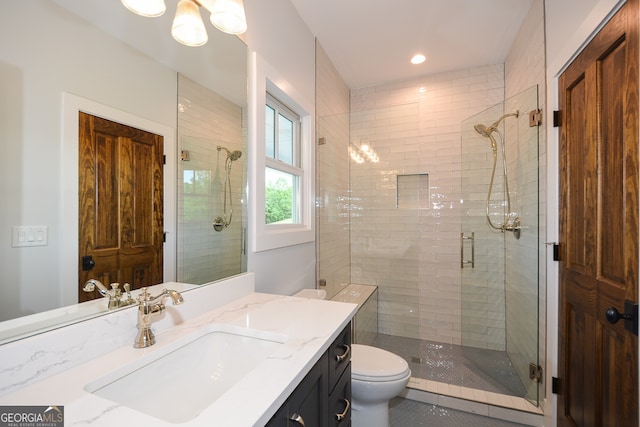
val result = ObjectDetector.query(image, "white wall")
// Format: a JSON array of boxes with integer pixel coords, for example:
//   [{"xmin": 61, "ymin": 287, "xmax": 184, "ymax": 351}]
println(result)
[
  {"xmin": 0, "ymin": 1, "xmax": 177, "ymax": 320},
  {"xmin": 544, "ymin": 0, "xmax": 624, "ymax": 425},
  {"xmin": 243, "ymin": 0, "xmax": 318, "ymax": 295}
]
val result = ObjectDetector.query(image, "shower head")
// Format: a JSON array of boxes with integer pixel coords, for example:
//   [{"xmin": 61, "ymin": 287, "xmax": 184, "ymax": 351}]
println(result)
[
  {"xmin": 473, "ymin": 111, "xmax": 519, "ymax": 141},
  {"xmin": 217, "ymin": 145, "xmax": 243, "ymax": 161},
  {"xmin": 474, "ymin": 124, "xmax": 492, "ymax": 137}
]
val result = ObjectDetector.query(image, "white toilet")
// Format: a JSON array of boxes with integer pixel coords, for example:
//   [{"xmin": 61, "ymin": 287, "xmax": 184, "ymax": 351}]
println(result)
[
  {"xmin": 292, "ymin": 288, "xmax": 411, "ymax": 427},
  {"xmin": 350, "ymin": 344, "xmax": 411, "ymax": 427}
]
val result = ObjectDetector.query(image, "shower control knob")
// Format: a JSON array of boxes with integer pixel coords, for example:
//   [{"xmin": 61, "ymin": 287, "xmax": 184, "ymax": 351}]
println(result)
[{"xmin": 213, "ymin": 216, "xmax": 225, "ymax": 232}]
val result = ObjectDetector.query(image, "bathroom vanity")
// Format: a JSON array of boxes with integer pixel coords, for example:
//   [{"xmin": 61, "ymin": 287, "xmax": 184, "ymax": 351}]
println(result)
[
  {"xmin": 266, "ymin": 323, "xmax": 352, "ymax": 426},
  {"xmin": 0, "ymin": 273, "xmax": 356, "ymax": 426}
]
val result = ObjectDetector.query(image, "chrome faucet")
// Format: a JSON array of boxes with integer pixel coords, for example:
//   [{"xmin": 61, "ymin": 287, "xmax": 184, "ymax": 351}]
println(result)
[
  {"xmin": 134, "ymin": 287, "xmax": 184, "ymax": 348},
  {"xmin": 83, "ymin": 279, "xmax": 135, "ymax": 309}
]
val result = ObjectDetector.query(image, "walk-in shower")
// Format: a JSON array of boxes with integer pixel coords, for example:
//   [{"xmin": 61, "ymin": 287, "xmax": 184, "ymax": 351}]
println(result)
[
  {"xmin": 213, "ymin": 145, "xmax": 243, "ymax": 232},
  {"xmin": 340, "ymin": 82, "xmax": 542, "ymax": 408},
  {"xmin": 473, "ymin": 111, "xmax": 521, "ymax": 239}
]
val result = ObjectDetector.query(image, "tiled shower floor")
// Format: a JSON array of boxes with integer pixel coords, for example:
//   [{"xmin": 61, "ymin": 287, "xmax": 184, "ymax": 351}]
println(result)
[
  {"xmin": 375, "ymin": 334, "xmax": 542, "ymax": 426},
  {"xmin": 373, "ymin": 333, "xmax": 527, "ymax": 397}
]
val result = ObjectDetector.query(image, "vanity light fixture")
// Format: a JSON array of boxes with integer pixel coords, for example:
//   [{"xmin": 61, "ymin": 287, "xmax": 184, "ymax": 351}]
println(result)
[
  {"xmin": 172, "ymin": 0, "xmax": 208, "ymax": 47},
  {"xmin": 121, "ymin": 0, "xmax": 167, "ymax": 17},
  {"xmin": 206, "ymin": 0, "xmax": 248, "ymax": 34},
  {"xmin": 122, "ymin": 0, "xmax": 248, "ymax": 47},
  {"xmin": 411, "ymin": 54, "xmax": 427, "ymax": 65}
]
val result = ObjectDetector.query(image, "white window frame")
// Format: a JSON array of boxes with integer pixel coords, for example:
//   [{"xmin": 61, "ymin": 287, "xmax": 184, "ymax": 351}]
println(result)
[
  {"xmin": 248, "ymin": 53, "xmax": 315, "ymax": 252},
  {"xmin": 265, "ymin": 93, "xmax": 303, "ymax": 225}
]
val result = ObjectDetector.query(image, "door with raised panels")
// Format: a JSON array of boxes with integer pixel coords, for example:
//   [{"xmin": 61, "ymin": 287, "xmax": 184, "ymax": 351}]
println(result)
[{"xmin": 78, "ymin": 112, "xmax": 164, "ymax": 302}]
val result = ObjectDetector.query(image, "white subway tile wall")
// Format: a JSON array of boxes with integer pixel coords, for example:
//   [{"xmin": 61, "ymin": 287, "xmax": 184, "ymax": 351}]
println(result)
[
  {"xmin": 177, "ymin": 74, "xmax": 245, "ymax": 284},
  {"xmin": 350, "ymin": 65, "xmax": 505, "ymax": 344}
]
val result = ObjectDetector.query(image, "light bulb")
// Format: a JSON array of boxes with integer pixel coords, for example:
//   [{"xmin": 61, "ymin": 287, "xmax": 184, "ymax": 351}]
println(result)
[
  {"xmin": 209, "ymin": 0, "xmax": 247, "ymax": 34},
  {"xmin": 172, "ymin": 0, "xmax": 208, "ymax": 47},
  {"xmin": 121, "ymin": 0, "xmax": 166, "ymax": 17},
  {"xmin": 411, "ymin": 54, "xmax": 427, "ymax": 65}
]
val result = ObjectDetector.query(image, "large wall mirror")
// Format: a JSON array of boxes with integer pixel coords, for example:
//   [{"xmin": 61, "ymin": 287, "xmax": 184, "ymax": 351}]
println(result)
[{"xmin": 0, "ymin": 0, "xmax": 247, "ymax": 343}]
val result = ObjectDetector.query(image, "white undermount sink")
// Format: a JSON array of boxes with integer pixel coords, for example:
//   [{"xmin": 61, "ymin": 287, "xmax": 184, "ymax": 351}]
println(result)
[{"xmin": 85, "ymin": 324, "xmax": 286, "ymax": 423}]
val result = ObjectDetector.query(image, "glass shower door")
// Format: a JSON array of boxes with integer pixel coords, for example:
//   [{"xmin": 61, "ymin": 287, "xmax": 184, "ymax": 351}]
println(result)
[{"xmin": 460, "ymin": 85, "xmax": 541, "ymax": 405}]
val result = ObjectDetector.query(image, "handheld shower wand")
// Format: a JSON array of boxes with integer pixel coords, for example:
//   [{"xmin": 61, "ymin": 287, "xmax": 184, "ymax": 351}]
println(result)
[
  {"xmin": 213, "ymin": 145, "xmax": 242, "ymax": 232},
  {"xmin": 473, "ymin": 111, "xmax": 521, "ymax": 239}
]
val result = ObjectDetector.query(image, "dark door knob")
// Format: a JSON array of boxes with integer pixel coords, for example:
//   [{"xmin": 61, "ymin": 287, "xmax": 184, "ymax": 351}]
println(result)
[
  {"xmin": 605, "ymin": 307, "xmax": 633, "ymax": 324},
  {"xmin": 605, "ymin": 301, "xmax": 638, "ymax": 336},
  {"xmin": 82, "ymin": 255, "xmax": 95, "ymax": 271}
]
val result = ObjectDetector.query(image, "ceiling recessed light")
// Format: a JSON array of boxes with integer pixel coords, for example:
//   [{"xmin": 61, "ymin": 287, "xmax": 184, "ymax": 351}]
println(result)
[{"xmin": 411, "ymin": 54, "xmax": 426, "ymax": 65}]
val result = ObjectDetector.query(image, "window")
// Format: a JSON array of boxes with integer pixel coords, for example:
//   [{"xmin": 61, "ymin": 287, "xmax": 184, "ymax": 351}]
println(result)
[
  {"xmin": 183, "ymin": 168, "xmax": 212, "ymax": 219},
  {"xmin": 249, "ymin": 64, "xmax": 315, "ymax": 252},
  {"xmin": 265, "ymin": 93, "xmax": 302, "ymax": 225}
]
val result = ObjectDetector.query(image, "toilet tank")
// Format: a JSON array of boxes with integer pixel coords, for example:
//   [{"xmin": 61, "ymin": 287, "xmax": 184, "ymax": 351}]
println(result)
[{"xmin": 292, "ymin": 289, "xmax": 327, "ymax": 300}]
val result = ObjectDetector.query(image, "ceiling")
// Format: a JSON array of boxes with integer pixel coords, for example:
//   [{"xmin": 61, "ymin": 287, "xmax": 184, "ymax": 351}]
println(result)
[
  {"xmin": 289, "ymin": 0, "xmax": 534, "ymax": 89},
  {"xmin": 51, "ymin": 0, "xmax": 248, "ymax": 105}
]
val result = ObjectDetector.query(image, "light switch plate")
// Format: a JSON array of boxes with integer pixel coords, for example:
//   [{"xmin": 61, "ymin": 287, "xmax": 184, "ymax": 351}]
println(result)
[{"xmin": 12, "ymin": 226, "xmax": 48, "ymax": 247}]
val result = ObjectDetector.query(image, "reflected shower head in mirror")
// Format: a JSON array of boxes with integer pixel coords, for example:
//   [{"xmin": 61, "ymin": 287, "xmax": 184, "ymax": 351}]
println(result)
[
  {"xmin": 214, "ymin": 145, "xmax": 242, "ymax": 232},
  {"xmin": 218, "ymin": 145, "xmax": 242, "ymax": 161}
]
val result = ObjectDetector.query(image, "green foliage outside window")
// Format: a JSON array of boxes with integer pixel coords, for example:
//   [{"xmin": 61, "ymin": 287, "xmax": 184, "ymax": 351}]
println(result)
[
  {"xmin": 265, "ymin": 177, "xmax": 293, "ymax": 224},
  {"xmin": 183, "ymin": 169, "xmax": 211, "ymax": 220}
]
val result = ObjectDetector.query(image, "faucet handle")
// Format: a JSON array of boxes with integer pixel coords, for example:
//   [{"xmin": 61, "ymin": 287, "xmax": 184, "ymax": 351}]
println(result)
[
  {"xmin": 137, "ymin": 287, "xmax": 150, "ymax": 303},
  {"xmin": 122, "ymin": 283, "xmax": 135, "ymax": 305}
]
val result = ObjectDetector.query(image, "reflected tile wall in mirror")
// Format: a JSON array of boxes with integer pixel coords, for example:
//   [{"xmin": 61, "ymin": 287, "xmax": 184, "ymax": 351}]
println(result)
[{"xmin": 177, "ymin": 74, "xmax": 247, "ymax": 284}]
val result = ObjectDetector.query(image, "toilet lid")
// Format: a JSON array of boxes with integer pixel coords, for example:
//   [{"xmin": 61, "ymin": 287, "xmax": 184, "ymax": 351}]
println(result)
[{"xmin": 351, "ymin": 344, "xmax": 411, "ymax": 382}]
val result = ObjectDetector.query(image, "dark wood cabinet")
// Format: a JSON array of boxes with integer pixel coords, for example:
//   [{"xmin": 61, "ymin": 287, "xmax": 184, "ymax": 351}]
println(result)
[
  {"xmin": 266, "ymin": 323, "xmax": 352, "ymax": 427},
  {"xmin": 328, "ymin": 363, "xmax": 351, "ymax": 427}
]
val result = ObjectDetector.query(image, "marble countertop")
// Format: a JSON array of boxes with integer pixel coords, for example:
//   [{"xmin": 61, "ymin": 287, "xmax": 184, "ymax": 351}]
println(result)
[{"xmin": 0, "ymin": 279, "xmax": 356, "ymax": 426}]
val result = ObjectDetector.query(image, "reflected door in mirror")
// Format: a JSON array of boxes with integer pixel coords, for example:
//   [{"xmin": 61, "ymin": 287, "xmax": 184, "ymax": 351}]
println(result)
[{"xmin": 78, "ymin": 112, "xmax": 164, "ymax": 302}]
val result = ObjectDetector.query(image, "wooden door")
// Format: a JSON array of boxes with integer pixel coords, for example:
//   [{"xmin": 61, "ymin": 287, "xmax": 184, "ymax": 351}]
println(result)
[
  {"xmin": 78, "ymin": 112, "xmax": 164, "ymax": 302},
  {"xmin": 558, "ymin": 1, "xmax": 639, "ymax": 426}
]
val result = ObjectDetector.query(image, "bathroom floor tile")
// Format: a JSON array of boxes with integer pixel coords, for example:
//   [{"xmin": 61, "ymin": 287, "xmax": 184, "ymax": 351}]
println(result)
[{"xmin": 389, "ymin": 397, "xmax": 531, "ymax": 427}]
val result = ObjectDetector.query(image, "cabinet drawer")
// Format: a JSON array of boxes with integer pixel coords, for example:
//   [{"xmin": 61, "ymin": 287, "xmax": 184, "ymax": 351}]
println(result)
[
  {"xmin": 265, "ymin": 358, "xmax": 328, "ymax": 427},
  {"xmin": 328, "ymin": 323, "xmax": 352, "ymax": 392},
  {"xmin": 328, "ymin": 363, "xmax": 351, "ymax": 427}
]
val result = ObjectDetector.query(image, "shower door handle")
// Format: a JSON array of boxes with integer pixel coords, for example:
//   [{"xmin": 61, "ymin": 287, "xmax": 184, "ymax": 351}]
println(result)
[{"xmin": 460, "ymin": 232, "xmax": 475, "ymax": 269}]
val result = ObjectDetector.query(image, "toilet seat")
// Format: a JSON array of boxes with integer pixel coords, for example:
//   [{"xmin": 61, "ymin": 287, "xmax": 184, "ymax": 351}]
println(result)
[{"xmin": 351, "ymin": 344, "xmax": 411, "ymax": 382}]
